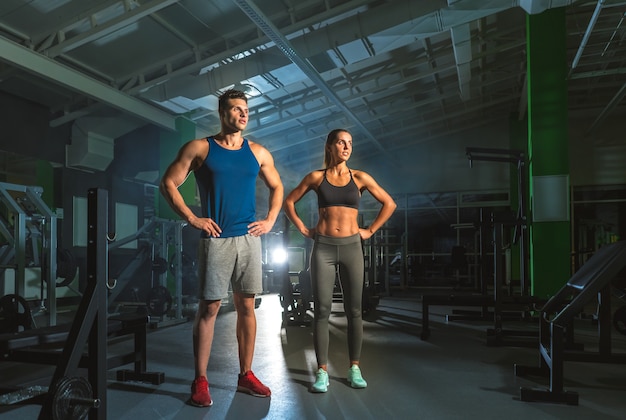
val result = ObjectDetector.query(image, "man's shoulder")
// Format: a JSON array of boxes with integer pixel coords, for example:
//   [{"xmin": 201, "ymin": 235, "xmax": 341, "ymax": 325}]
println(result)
[
  {"xmin": 246, "ymin": 138, "xmax": 264, "ymax": 150},
  {"xmin": 185, "ymin": 138, "xmax": 209, "ymax": 169},
  {"xmin": 247, "ymin": 140, "xmax": 271, "ymax": 161},
  {"xmin": 187, "ymin": 137, "xmax": 209, "ymax": 147}
]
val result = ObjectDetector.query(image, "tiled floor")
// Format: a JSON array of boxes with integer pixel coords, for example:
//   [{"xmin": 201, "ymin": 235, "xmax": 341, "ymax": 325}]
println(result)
[{"xmin": 2, "ymin": 292, "xmax": 626, "ymax": 419}]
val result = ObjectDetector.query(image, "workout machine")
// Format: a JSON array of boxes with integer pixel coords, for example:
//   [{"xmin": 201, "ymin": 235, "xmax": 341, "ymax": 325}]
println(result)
[
  {"xmin": 280, "ymin": 269, "xmax": 313, "ymax": 326},
  {"xmin": 0, "ymin": 182, "xmax": 76, "ymax": 327},
  {"xmin": 107, "ymin": 217, "xmax": 188, "ymax": 325},
  {"xmin": 420, "ymin": 148, "xmax": 541, "ymax": 345},
  {"xmin": 467, "ymin": 147, "xmax": 528, "ymax": 296},
  {"xmin": 0, "ymin": 188, "xmax": 164, "ymax": 419},
  {"xmin": 271, "ymin": 238, "xmax": 311, "ymax": 325},
  {"xmin": 514, "ymin": 240, "xmax": 626, "ymax": 405},
  {"xmin": 365, "ymin": 227, "xmax": 399, "ymax": 294}
]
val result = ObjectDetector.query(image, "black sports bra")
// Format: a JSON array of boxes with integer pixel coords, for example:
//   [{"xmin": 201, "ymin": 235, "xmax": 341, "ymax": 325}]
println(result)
[{"xmin": 316, "ymin": 170, "xmax": 361, "ymax": 210}]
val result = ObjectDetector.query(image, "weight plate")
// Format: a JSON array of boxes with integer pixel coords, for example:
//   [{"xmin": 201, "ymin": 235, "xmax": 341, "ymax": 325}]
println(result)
[
  {"xmin": 56, "ymin": 248, "xmax": 78, "ymax": 287},
  {"xmin": 146, "ymin": 285, "xmax": 172, "ymax": 316},
  {"xmin": 613, "ymin": 305, "xmax": 626, "ymax": 336},
  {"xmin": 51, "ymin": 376, "xmax": 94, "ymax": 420},
  {"xmin": 152, "ymin": 256, "xmax": 168, "ymax": 274}
]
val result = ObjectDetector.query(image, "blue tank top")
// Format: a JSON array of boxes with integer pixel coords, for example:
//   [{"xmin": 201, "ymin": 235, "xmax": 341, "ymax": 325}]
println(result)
[
  {"xmin": 194, "ymin": 137, "xmax": 260, "ymax": 237},
  {"xmin": 316, "ymin": 169, "xmax": 361, "ymax": 209}
]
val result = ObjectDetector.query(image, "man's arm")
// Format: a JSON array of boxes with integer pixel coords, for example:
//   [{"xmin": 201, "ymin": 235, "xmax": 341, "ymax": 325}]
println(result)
[
  {"xmin": 160, "ymin": 140, "xmax": 198, "ymax": 222},
  {"xmin": 160, "ymin": 139, "xmax": 222, "ymax": 237}
]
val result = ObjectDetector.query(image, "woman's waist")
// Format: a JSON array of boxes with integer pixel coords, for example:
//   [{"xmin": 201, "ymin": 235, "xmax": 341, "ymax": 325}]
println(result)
[
  {"xmin": 315, "ymin": 225, "xmax": 360, "ymax": 237},
  {"xmin": 316, "ymin": 212, "xmax": 359, "ymax": 237},
  {"xmin": 314, "ymin": 232, "xmax": 361, "ymax": 245}
]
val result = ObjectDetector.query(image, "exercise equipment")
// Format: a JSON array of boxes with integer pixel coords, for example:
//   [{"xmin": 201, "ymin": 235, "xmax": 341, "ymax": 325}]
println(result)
[
  {"xmin": 514, "ymin": 241, "xmax": 626, "ymax": 405},
  {"xmin": 107, "ymin": 217, "xmax": 188, "ymax": 326},
  {"xmin": 56, "ymin": 248, "xmax": 78, "ymax": 288},
  {"xmin": 151, "ymin": 256, "xmax": 168, "ymax": 275},
  {"xmin": 0, "ymin": 293, "xmax": 32, "ymax": 333},
  {"xmin": 0, "ymin": 181, "xmax": 61, "ymax": 325},
  {"xmin": 168, "ymin": 251, "xmax": 195, "ymax": 278},
  {"xmin": 168, "ymin": 251, "xmax": 197, "ymax": 296},
  {"xmin": 146, "ymin": 285, "xmax": 172, "ymax": 316},
  {"xmin": 50, "ymin": 376, "xmax": 100, "ymax": 420},
  {"xmin": 280, "ymin": 270, "xmax": 313, "ymax": 326},
  {"xmin": 420, "ymin": 148, "xmax": 541, "ymax": 346},
  {"xmin": 612, "ymin": 305, "xmax": 626, "ymax": 335},
  {"xmin": 0, "ymin": 188, "xmax": 164, "ymax": 419}
]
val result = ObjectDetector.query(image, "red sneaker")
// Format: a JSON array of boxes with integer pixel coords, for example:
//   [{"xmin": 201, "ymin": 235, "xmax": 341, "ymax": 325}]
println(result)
[
  {"xmin": 237, "ymin": 371, "xmax": 271, "ymax": 397},
  {"xmin": 190, "ymin": 376, "xmax": 213, "ymax": 407}
]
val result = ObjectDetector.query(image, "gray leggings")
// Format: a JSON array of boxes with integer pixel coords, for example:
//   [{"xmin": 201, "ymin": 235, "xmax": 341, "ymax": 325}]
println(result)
[{"xmin": 310, "ymin": 233, "xmax": 364, "ymax": 366}]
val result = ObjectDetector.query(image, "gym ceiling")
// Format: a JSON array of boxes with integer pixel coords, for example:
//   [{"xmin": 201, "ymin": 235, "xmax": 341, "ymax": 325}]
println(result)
[{"xmin": 0, "ymin": 0, "xmax": 625, "ymax": 193}]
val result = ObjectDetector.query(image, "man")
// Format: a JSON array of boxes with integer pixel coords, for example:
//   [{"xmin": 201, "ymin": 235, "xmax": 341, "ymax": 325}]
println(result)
[{"xmin": 160, "ymin": 89, "xmax": 283, "ymax": 407}]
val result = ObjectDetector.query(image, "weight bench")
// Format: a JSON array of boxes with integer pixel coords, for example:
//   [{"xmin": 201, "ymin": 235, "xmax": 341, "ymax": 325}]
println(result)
[
  {"xmin": 514, "ymin": 240, "xmax": 626, "ymax": 405},
  {"xmin": 420, "ymin": 294, "xmax": 492, "ymax": 340},
  {"xmin": 0, "ymin": 313, "xmax": 162, "ymax": 384},
  {"xmin": 420, "ymin": 293, "xmax": 542, "ymax": 345}
]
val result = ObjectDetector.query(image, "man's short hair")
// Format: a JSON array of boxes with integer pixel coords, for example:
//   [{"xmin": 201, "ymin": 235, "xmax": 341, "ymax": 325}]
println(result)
[{"xmin": 218, "ymin": 89, "xmax": 248, "ymax": 113}]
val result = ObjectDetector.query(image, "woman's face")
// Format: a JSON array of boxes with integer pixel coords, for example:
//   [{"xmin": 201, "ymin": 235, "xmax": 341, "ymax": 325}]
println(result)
[{"xmin": 328, "ymin": 131, "xmax": 353, "ymax": 164}]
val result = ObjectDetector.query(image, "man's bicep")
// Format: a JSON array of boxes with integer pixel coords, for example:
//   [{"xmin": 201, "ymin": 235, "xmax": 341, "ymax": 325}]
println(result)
[{"xmin": 260, "ymin": 164, "xmax": 282, "ymax": 190}]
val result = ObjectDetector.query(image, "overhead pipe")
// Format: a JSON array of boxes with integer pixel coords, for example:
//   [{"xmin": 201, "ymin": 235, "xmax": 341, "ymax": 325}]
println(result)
[
  {"xmin": 232, "ymin": 0, "xmax": 387, "ymax": 154},
  {"xmin": 567, "ymin": 0, "xmax": 605, "ymax": 79}
]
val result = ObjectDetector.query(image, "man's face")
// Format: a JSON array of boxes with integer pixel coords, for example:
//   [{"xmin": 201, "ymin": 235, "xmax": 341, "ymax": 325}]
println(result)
[{"xmin": 221, "ymin": 98, "xmax": 249, "ymax": 132}]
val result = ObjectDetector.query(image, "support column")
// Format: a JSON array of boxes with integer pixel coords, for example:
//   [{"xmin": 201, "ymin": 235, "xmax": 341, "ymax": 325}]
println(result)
[{"xmin": 526, "ymin": 8, "xmax": 571, "ymax": 298}]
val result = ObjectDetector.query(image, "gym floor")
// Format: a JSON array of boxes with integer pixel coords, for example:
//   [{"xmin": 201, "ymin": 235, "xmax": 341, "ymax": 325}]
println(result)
[{"xmin": 1, "ymin": 291, "xmax": 626, "ymax": 419}]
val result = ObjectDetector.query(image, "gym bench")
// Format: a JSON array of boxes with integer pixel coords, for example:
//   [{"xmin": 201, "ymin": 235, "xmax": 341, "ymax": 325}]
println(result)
[
  {"xmin": 0, "ymin": 313, "xmax": 163, "ymax": 384},
  {"xmin": 514, "ymin": 240, "xmax": 626, "ymax": 405},
  {"xmin": 420, "ymin": 293, "xmax": 543, "ymax": 346}
]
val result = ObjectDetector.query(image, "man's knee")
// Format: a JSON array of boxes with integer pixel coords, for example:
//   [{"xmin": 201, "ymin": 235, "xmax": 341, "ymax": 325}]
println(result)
[
  {"xmin": 198, "ymin": 299, "xmax": 221, "ymax": 318},
  {"xmin": 233, "ymin": 293, "xmax": 256, "ymax": 315}
]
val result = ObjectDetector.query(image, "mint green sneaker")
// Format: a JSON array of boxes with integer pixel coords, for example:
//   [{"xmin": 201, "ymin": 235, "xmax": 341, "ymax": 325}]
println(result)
[
  {"xmin": 348, "ymin": 364, "xmax": 367, "ymax": 389},
  {"xmin": 311, "ymin": 368, "xmax": 329, "ymax": 393}
]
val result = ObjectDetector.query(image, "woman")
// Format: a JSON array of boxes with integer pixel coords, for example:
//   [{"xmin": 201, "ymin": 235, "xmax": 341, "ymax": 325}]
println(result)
[{"xmin": 283, "ymin": 128, "xmax": 397, "ymax": 393}]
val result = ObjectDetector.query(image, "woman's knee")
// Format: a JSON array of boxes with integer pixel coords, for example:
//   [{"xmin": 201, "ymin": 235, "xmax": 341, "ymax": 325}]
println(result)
[{"xmin": 315, "ymin": 302, "xmax": 332, "ymax": 319}]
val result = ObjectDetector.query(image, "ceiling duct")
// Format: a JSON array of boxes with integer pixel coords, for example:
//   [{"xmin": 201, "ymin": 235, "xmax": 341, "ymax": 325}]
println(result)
[
  {"xmin": 65, "ymin": 115, "xmax": 143, "ymax": 171},
  {"xmin": 66, "ymin": 126, "xmax": 114, "ymax": 172},
  {"xmin": 519, "ymin": 0, "xmax": 576, "ymax": 14}
]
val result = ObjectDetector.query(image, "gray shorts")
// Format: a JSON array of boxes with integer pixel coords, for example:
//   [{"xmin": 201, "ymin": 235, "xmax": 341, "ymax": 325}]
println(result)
[{"xmin": 197, "ymin": 234, "xmax": 263, "ymax": 300}]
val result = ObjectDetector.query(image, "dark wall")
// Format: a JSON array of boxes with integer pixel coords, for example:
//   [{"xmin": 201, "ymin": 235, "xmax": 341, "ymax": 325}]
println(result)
[
  {"xmin": 110, "ymin": 125, "xmax": 161, "ymax": 180},
  {"xmin": 0, "ymin": 91, "xmax": 68, "ymax": 164}
]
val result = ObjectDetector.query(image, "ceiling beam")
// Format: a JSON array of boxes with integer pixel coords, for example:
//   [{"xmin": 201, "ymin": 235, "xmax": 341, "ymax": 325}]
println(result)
[
  {"xmin": 43, "ymin": 0, "xmax": 179, "ymax": 57},
  {"xmin": 0, "ymin": 36, "xmax": 177, "ymax": 130},
  {"xmin": 450, "ymin": 24, "xmax": 472, "ymax": 101},
  {"xmin": 145, "ymin": 0, "xmax": 527, "ymax": 107},
  {"xmin": 233, "ymin": 0, "xmax": 387, "ymax": 154}
]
